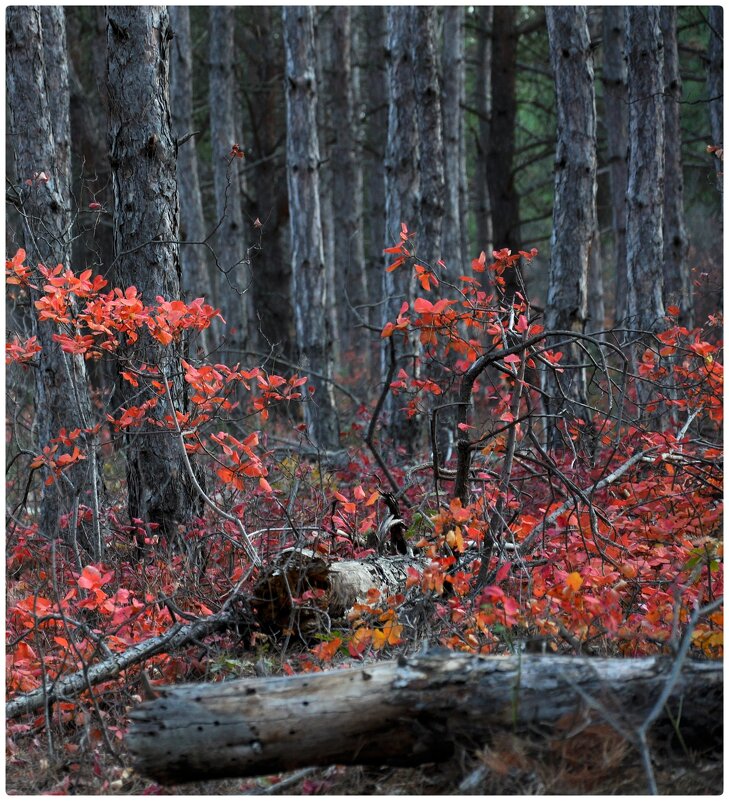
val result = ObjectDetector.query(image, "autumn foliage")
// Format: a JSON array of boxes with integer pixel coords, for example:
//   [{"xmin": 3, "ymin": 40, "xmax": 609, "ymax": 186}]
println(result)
[{"xmin": 5, "ymin": 231, "xmax": 722, "ymax": 787}]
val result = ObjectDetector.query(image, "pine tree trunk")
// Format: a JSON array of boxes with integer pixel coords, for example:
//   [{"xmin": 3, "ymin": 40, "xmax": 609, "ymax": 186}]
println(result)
[
  {"xmin": 660, "ymin": 7, "xmax": 692, "ymax": 328},
  {"xmin": 706, "ymin": 7, "xmax": 723, "ymax": 186},
  {"xmin": 107, "ymin": 6, "xmax": 201, "ymax": 539},
  {"xmin": 283, "ymin": 6, "xmax": 340, "ymax": 452},
  {"xmin": 488, "ymin": 7, "xmax": 521, "ymax": 300},
  {"xmin": 601, "ymin": 7, "xmax": 629, "ymax": 327},
  {"xmin": 244, "ymin": 7, "xmax": 294, "ymax": 357},
  {"xmin": 441, "ymin": 7, "xmax": 466, "ymax": 272},
  {"xmin": 169, "ymin": 6, "xmax": 214, "ymax": 354},
  {"xmin": 330, "ymin": 7, "xmax": 366, "ymax": 345},
  {"xmin": 209, "ymin": 7, "xmax": 249, "ymax": 353},
  {"xmin": 7, "ymin": 6, "xmax": 99, "ymax": 548},
  {"xmin": 411, "ymin": 7, "xmax": 445, "ymax": 265},
  {"xmin": 625, "ymin": 8, "xmax": 665, "ymax": 333},
  {"xmin": 382, "ymin": 7, "xmax": 421, "ymax": 451},
  {"xmin": 543, "ymin": 7, "xmax": 596, "ymax": 447},
  {"xmin": 473, "ymin": 7, "xmax": 494, "ymax": 262}
]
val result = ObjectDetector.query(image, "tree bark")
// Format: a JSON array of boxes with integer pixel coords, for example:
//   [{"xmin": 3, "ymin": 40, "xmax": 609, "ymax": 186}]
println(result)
[
  {"xmin": 330, "ymin": 6, "xmax": 367, "ymax": 343},
  {"xmin": 706, "ymin": 7, "xmax": 723, "ymax": 186},
  {"xmin": 381, "ymin": 7, "xmax": 421, "ymax": 451},
  {"xmin": 601, "ymin": 7, "xmax": 629, "ymax": 327},
  {"xmin": 253, "ymin": 548, "xmax": 420, "ymax": 635},
  {"xmin": 127, "ymin": 651, "xmax": 721, "ymax": 784},
  {"xmin": 411, "ymin": 7, "xmax": 445, "ymax": 265},
  {"xmin": 283, "ymin": 6, "xmax": 340, "ymax": 452},
  {"xmin": 7, "ymin": 6, "xmax": 98, "ymax": 547},
  {"xmin": 441, "ymin": 7, "xmax": 467, "ymax": 272},
  {"xmin": 625, "ymin": 8, "xmax": 665, "ymax": 333},
  {"xmin": 543, "ymin": 7, "xmax": 596, "ymax": 446},
  {"xmin": 474, "ymin": 6, "xmax": 494, "ymax": 261},
  {"xmin": 107, "ymin": 6, "xmax": 201, "ymax": 539},
  {"xmin": 209, "ymin": 6, "xmax": 250, "ymax": 353},
  {"xmin": 243, "ymin": 6, "xmax": 293, "ymax": 357},
  {"xmin": 488, "ymin": 7, "xmax": 521, "ymax": 300},
  {"xmin": 660, "ymin": 7, "xmax": 692, "ymax": 328},
  {"xmin": 169, "ymin": 7, "xmax": 214, "ymax": 315}
]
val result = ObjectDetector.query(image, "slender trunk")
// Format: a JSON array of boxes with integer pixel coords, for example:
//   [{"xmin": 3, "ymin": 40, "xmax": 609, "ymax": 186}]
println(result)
[
  {"xmin": 209, "ymin": 6, "xmax": 249, "ymax": 353},
  {"xmin": 383, "ymin": 7, "xmax": 420, "ymax": 450},
  {"xmin": 283, "ymin": 6, "xmax": 340, "ymax": 452},
  {"xmin": 169, "ymin": 6, "xmax": 214, "ymax": 351},
  {"xmin": 441, "ymin": 7, "xmax": 466, "ymax": 272},
  {"xmin": 360, "ymin": 6, "xmax": 388, "ymax": 337},
  {"xmin": 412, "ymin": 8, "xmax": 445, "ymax": 265},
  {"xmin": 707, "ymin": 7, "xmax": 723, "ymax": 186},
  {"xmin": 7, "ymin": 6, "xmax": 99, "ymax": 548},
  {"xmin": 244, "ymin": 7, "xmax": 293, "ymax": 357},
  {"xmin": 587, "ymin": 228, "xmax": 605, "ymax": 335},
  {"xmin": 488, "ymin": 7, "xmax": 521, "ymax": 300},
  {"xmin": 107, "ymin": 6, "xmax": 201, "ymax": 538},
  {"xmin": 660, "ymin": 8, "xmax": 692, "ymax": 327},
  {"xmin": 330, "ymin": 6, "xmax": 366, "ymax": 344},
  {"xmin": 474, "ymin": 6, "xmax": 494, "ymax": 261},
  {"xmin": 625, "ymin": 8, "xmax": 665, "ymax": 333},
  {"xmin": 601, "ymin": 7, "xmax": 629, "ymax": 327}
]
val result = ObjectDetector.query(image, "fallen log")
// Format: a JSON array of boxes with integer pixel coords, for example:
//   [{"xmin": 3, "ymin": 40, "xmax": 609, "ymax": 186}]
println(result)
[
  {"xmin": 253, "ymin": 548, "xmax": 420, "ymax": 635},
  {"xmin": 127, "ymin": 651, "xmax": 721, "ymax": 785}
]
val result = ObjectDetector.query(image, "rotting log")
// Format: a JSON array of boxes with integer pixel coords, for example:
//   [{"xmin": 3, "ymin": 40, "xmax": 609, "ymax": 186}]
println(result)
[
  {"xmin": 127, "ymin": 651, "xmax": 721, "ymax": 785},
  {"xmin": 253, "ymin": 548, "xmax": 420, "ymax": 635}
]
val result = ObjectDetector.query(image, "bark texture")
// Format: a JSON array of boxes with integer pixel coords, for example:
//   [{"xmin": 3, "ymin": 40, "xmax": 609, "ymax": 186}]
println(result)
[
  {"xmin": 411, "ymin": 7, "xmax": 445, "ymax": 265},
  {"xmin": 601, "ymin": 7, "xmax": 629, "ymax": 326},
  {"xmin": 442, "ymin": 8, "xmax": 468, "ymax": 271},
  {"xmin": 283, "ymin": 6, "xmax": 340, "ymax": 451},
  {"xmin": 382, "ymin": 7, "xmax": 420, "ymax": 449},
  {"xmin": 707, "ymin": 7, "xmax": 723, "ymax": 185},
  {"xmin": 330, "ymin": 7, "xmax": 366, "ymax": 340},
  {"xmin": 543, "ymin": 7, "xmax": 596, "ymax": 444},
  {"xmin": 209, "ymin": 6, "xmax": 249, "ymax": 351},
  {"xmin": 127, "ymin": 652, "xmax": 721, "ymax": 784},
  {"xmin": 625, "ymin": 8, "xmax": 665, "ymax": 332},
  {"xmin": 660, "ymin": 7, "xmax": 692, "ymax": 327},
  {"xmin": 488, "ymin": 7, "xmax": 521, "ymax": 300},
  {"xmin": 254, "ymin": 548, "xmax": 419, "ymax": 635},
  {"xmin": 474, "ymin": 6, "xmax": 494, "ymax": 260},
  {"xmin": 169, "ymin": 6, "xmax": 213, "ymax": 313},
  {"xmin": 7, "ymin": 6, "xmax": 98, "ymax": 545},
  {"xmin": 107, "ymin": 6, "xmax": 200, "ymax": 537}
]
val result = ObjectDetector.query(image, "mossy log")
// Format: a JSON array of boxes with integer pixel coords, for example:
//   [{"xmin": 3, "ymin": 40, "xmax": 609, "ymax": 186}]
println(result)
[{"xmin": 127, "ymin": 651, "xmax": 721, "ymax": 785}]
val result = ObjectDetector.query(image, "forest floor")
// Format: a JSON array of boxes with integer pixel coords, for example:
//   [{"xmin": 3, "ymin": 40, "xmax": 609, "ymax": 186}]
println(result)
[{"xmin": 6, "ymin": 710, "xmax": 722, "ymax": 795}]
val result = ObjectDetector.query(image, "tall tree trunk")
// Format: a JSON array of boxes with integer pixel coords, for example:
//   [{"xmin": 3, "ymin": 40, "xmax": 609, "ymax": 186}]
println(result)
[
  {"xmin": 382, "ymin": 7, "xmax": 420, "ymax": 450},
  {"xmin": 660, "ymin": 7, "xmax": 692, "ymax": 328},
  {"xmin": 601, "ymin": 7, "xmax": 629, "ymax": 327},
  {"xmin": 360, "ymin": 6, "xmax": 388, "ymax": 334},
  {"xmin": 244, "ymin": 7, "xmax": 293, "ymax": 357},
  {"xmin": 315, "ymin": 9, "xmax": 340, "ymax": 365},
  {"xmin": 282, "ymin": 6, "xmax": 340, "ymax": 452},
  {"xmin": 7, "ymin": 6, "xmax": 99, "ymax": 548},
  {"xmin": 330, "ymin": 6, "xmax": 366, "ymax": 345},
  {"xmin": 488, "ymin": 7, "xmax": 521, "ymax": 301},
  {"xmin": 474, "ymin": 6, "xmax": 494, "ymax": 261},
  {"xmin": 543, "ymin": 7, "xmax": 596, "ymax": 448},
  {"xmin": 587, "ymin": 229, "xmax": 605, "ymax": 335},
  {"xmin": 411, "ymin": 8, "xmax": 445, "ymax": 265},
  {"xmin": 625, "ymin": 8, "xmax": 665, "ymax": 333},
  {"xmin": 107, "ymin": 6, "xmax": 200, "ymax": 539},
  {"xmin": 706, "ymin": 7, "xmax": 723, "ymax": 186},
  {"xmin": 169, "ymin": 6, "xmax": 214, "ymax": 351},
  {"xmin": 209, "ymin": 6, "xmax": 249, "ymax": 353},
  {"xmin": 441, "ymin": 7, "xmax": 467, "ymax": 272}
]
